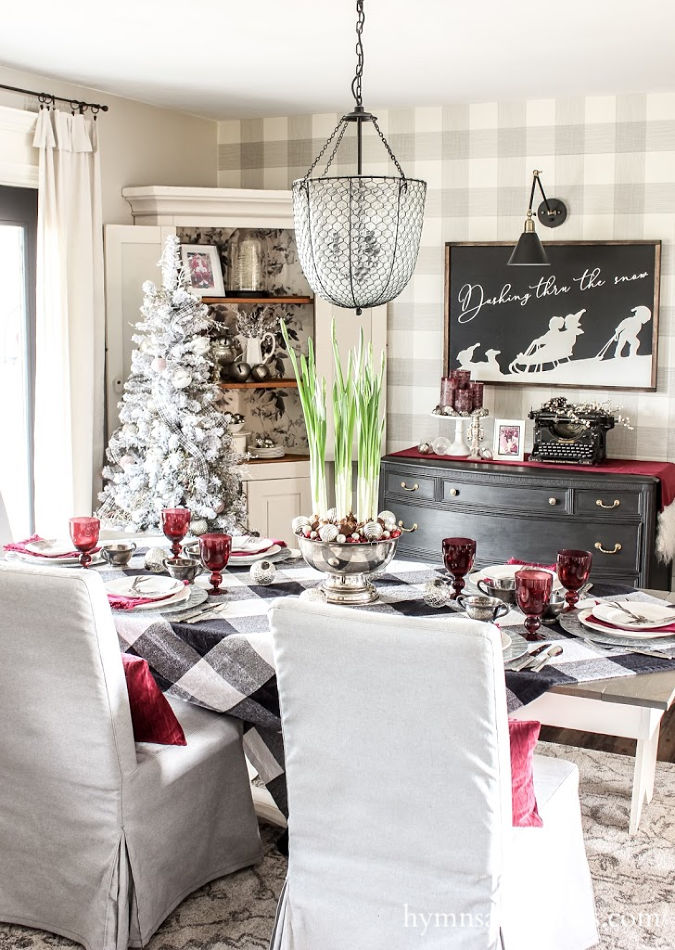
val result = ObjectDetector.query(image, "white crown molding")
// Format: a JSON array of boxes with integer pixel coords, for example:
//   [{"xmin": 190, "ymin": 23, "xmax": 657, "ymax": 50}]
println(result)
[{"xmin": 122, "ymin": 185, "xmax": 294, "ymax": 228}]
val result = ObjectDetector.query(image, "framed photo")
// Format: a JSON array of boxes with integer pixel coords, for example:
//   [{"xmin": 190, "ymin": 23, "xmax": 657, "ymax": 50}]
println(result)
[
  {"xmin": 180, "ymin": 244, "xmax": 224, "ymax": 297},
  {"xmin": 443, "ymin": 241, "xmax": 661, "ymax": 391},
  {"xmin": 493, "ymin": 419, "xmax": 525, "ymax": 462}
]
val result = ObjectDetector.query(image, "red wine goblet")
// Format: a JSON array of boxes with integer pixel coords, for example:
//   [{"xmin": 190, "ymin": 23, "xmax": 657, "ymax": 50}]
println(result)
[
  {"xmin": 161, "ymin": 507, "xmax": 191, "ymax": 557},
  {"xmin": 69, "ymin": 516, "xmax": 100, "ymax": 569},
  {"xmin": 556, "ymin": 549, "xmax": 593, "ymax": 612},
  {"xmin": 442, "ymin": 537, "xmax": 477, "ymax": 599},
  {"xmin": 515, "ymin": 569, "xmax": 553, "ymax": 641},
  {"xmin": 199, "ymin": 533, "xmax": 231, "ymax": 595}
]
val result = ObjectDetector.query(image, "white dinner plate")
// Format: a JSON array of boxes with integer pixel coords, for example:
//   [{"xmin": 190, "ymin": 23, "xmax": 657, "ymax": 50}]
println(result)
[
  {"xmin": 501, "ymin": 631, "xmax": 512, "ymax": 651},
  {"xmin": 592, "ymin": 601, "xmax": 675, "ymax": 631},
  {"xmin": 131, "ymin": 586, "xmax": 190, "ymax": 611},
  {"xmin": 469, "ymin": 563, "xmax": 563, "ymax": 592},
  {"xmin": 231, "ymin": 536, "xmax": 276, "ymax": 554},
  {"xmin": 228, "ymin": 544, "xmax": 283, "ymax": 566},
  {"xmin": 25, "ymin": 538, "xmax": 83, "ymax": 557},
  {"xmin": 578, "ymin": 608, "xmax": 675, "ymax": 640},
  {"xmin": 13, "ymin": 551, "xmax": 105, "ymax": 567},
  {"xmin": 106, "ymin": 575, "xmax": 183, "ymax": 599}
]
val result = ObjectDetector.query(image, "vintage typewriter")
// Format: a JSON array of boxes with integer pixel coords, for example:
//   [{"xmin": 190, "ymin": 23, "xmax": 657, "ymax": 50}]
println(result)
[{"xmin": 528, "ymin": 398, "xmax": 614, "ymax": 465}]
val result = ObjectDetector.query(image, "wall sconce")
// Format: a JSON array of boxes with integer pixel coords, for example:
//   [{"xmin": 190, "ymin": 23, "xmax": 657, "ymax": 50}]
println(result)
[{"xmin": 508, "ymin": 169, "xmax": 567, "ymax": 266}]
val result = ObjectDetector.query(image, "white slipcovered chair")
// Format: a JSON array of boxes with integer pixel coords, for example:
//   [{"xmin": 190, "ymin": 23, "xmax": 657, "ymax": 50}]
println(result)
[
  {"xmin": 0, "ymin": 564, "xmax": 262, "ymax": 950},
  {"xmin": 268, "ymin": 599, "xmax": 598, "ymax": 950},
  {"xmin": 0, "ymin": 491, "xmax": 11, "ymax": 546}
]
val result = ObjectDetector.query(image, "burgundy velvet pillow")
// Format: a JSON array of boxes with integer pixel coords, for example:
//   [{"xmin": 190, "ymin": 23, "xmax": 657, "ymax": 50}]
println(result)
[
  {"xmin": 121, "ymin": 654, "xmax": 186, "ymax": 746},
  {"xmin": 508, "ymin": 719, "xmax": 543, "ymax": 827}
]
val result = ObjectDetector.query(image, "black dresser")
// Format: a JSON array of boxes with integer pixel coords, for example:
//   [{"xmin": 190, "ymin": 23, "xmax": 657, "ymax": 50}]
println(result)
[{"xmin": 379, "ymin": 455, "xmax": 670, "ymax": 589}]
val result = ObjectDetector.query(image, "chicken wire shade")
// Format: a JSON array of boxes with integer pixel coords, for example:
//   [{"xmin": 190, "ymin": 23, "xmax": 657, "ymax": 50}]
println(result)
[{"xmin": 292, "ymin": 173, "xmax": 427, "ymax": 312}]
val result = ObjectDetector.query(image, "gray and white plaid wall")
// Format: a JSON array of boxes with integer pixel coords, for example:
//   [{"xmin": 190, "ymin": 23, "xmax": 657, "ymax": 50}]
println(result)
[{"xmin": 218, "ymin": 95, "xmax": 675, "ymax": 459}]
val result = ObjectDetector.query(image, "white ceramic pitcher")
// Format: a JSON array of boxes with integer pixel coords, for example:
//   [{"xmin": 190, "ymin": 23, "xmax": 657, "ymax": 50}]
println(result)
[{"xmin": 245, "ymin": 332, "xmax": 276, "ymax": 366}]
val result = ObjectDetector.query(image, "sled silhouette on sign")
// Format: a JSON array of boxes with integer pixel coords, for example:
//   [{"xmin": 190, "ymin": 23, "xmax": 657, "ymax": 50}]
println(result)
[
  {"xmin": 508, "ymin": 309, "xmax": 585, "ymax": 375},
  {"xmin": 596, "ymin": 305, "xmax": 652, "ymax": 361}
]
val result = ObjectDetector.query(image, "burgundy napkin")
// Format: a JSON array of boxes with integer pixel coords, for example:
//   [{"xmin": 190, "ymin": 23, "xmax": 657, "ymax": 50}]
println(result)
[
  {"xmin": 3, "ymin": 534, "xmax": 101, "ymax": 558},
  {"xmin": 589, "ymin": 612, "xmax": 675, "ymax": 634},
  {"xmin": 230, "ymin": 538, "xmax": 287, "ymax": 557},
  {"xmin": 507, "ymin": 557, "xmax": 556, "ymax": 572},
  {"xmin": 108, "ymin": 581, "xmax": 189, "ymax": 611}
]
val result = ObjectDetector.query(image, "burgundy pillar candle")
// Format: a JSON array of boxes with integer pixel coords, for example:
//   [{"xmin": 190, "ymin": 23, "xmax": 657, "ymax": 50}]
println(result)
[
  {"xmin": 470, "ymin": 381, "xmax": 484, "ymax": 409},
  {"xmin": 455, "ymin": 370, "xmax": 471, "ymax": 389},
  {"xmin": 440, "ymin": 376, "xmax": 458, "ymax": 406},
  {"xmin": 455, "ymin": 389, "xmax": 473, "ymax": 413}
]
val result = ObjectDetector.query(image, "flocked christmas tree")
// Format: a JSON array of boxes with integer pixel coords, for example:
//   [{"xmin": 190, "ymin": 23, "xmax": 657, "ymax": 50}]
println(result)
[{"xmin": 98, "ymin": 236, "xmax": 245, "ymax": 534}]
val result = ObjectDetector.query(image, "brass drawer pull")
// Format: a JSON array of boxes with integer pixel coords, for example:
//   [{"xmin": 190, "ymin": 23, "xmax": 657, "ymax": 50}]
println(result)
[
  {"xmin": 400, "ymin": 481, "xmax": 419, "ymax": 492},
  {"xmin": 548, "ymin": 497, "xmax": 558, "ymax": 506},
  {"xmin": 594, "ymin": 541, "xmax": 622, "ymax": 555},
  {"xmin": 596, "ymin": 498, "xmax": 620, "ymax": 510},
  {"xmin": 397, "ymin": 520, "xmax": 418, "ymax": 533}
]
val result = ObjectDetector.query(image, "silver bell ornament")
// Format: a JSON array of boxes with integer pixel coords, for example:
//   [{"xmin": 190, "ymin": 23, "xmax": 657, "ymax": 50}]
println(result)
[
  {"xmin": 144, "ymin": 547, "xmax": 167, "ymax": 573},
  {"xmin": 249, "ymin": 559, "xmax": 276, "ymax": 586}
]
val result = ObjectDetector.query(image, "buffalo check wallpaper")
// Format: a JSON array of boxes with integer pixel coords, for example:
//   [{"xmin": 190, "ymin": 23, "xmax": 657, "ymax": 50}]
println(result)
[{"xmin": 218, "ymin": 94, "xmax": 675, "ymax": 458}]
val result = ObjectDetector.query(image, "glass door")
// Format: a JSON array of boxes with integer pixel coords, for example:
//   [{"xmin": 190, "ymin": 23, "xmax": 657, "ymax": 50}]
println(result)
[{"xmin": 0, "ymin": 185, "xmax": 37, "ymax": 539}]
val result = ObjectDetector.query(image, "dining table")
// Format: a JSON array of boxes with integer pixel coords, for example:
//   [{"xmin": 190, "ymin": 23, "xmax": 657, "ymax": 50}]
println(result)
[{"xmin": 89, "ymin": 541, "xmax": 675, "ymax": 835}]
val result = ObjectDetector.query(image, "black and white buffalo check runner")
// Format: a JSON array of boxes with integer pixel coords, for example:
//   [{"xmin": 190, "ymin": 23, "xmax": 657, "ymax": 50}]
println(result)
[{"xmin": 106, "ymin": 551, "xmax": 675, "ymax": 816}]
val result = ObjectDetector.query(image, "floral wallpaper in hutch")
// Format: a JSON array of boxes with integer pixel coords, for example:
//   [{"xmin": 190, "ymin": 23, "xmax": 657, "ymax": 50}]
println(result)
[{"xmin": 177, "ymin": 227, "xmax": 312, "ymax": 454}]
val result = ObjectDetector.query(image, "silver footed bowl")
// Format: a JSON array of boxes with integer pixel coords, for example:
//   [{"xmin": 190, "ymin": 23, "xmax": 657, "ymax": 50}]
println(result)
[{"xmin": 297, "ymin": 535, "xmax": 399, "ymax": 606}]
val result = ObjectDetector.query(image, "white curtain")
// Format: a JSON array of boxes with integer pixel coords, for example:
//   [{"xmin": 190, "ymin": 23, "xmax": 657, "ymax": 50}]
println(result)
[{"xmin": 33, "ymin": 109, "xmax": 105, "ymax": 536}]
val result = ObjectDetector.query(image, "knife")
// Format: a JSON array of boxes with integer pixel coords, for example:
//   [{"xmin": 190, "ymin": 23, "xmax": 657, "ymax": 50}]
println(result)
[{"xmin": 507, "ymin": 642, "xmax": 552, "ymax": 672}]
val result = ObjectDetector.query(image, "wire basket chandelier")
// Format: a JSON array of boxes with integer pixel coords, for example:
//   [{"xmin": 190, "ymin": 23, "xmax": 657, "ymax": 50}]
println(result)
[{"xmin": 292, "ymin": 0, "xmax": 426, "ymax": 315}]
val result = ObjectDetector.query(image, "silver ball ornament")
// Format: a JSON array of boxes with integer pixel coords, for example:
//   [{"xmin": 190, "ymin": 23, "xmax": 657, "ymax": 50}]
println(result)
[
  {"xmin": 378, "ymin": 510, "xmax": 396, "ymax": 526},
  {"xmin": 300, "ymin": 587, "xmax": 326, "ymax": 602},
  {"xmin": 336, "ymin": 534, "xmax": 347, "ymax": 544},
  {"xmin": 190, "ymin": 518, "xmax": 209, "ymax": 536},
  {"xmin": 249, "ymin": 559, "xmax": 276, "ymax": 586},
  {"xmin": 318, "ymin": 523, "xmax": 339, "ymax": 542},
  {"xmin": 324, "ymin": 506, "xmax": 338, "ymax": 522},
  {"xmin": 418, "ymin": 440, "xmax": 433, "ymax": 454},
  {"xmin": 144, "ymin": 547, "xmax": 167, "ymax": 573},
  {"xmin": 362, "ymin": 520, "xmax": 384, "ymax": 541},
  {"xmin": 292, "ymin": 515, "xmax": 311, "ymax": 534}
]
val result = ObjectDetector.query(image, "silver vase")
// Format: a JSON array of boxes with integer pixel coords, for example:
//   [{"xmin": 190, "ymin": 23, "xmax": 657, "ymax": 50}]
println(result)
[{"xmin": 297, "ymin": 535, "xmax": 399, "ymax": 606}]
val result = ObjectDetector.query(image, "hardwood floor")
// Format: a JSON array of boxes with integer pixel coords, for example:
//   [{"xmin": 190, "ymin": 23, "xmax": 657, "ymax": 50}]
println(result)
[{"xmin": 540, "ymin": 702, "xmax": 675, "ymax": 762}]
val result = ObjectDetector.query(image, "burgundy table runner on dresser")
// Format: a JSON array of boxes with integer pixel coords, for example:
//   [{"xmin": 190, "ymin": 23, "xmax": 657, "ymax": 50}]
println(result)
[{"xmin": 390, "ymin": 449, "xmax": 675, "ymax": 511}]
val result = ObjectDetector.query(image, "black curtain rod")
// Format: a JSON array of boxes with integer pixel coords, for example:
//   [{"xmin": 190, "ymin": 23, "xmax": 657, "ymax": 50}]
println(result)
[{"xmin": 0, "ymin": 81, "xmax": 109, "ymax": 114}]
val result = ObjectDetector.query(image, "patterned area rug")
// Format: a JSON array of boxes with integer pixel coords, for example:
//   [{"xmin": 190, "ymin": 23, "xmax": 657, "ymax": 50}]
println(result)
[{"xmin": 1, "ymin": 742, "xmax": 673, "ymax": 950}]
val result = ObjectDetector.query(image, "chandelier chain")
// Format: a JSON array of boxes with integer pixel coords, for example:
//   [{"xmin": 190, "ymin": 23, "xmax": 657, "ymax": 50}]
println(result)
[
  {"xmin": 322, "ymin": 121, "xmax": 349, "ymax": 175},
  {"xmin": 350, "ymin": 0, "xmax": 365, "ymax": 108},
  {"xmin": 302, "ymin": 118, "xmax": 348, "ymax": 180},
  {"xmin": 371, "ymin": 117, "xmax": 406, "ymax": 180}
]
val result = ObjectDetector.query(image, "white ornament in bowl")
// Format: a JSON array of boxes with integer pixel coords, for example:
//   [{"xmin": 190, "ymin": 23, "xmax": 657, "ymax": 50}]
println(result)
[
  {"xmin": 362, "ymin": 520, "xmax": 384, "ymax": 541},
  {"xmin": 318, "ymin": 523, "xmax": 339, "ymax": 542},
  {"xmin": 292, "ymin": 515, "xmax": 312, "ymax": 534},
  {"xmin": 378, "ymin": 510, "xmax": 396, "ymax": 526}
]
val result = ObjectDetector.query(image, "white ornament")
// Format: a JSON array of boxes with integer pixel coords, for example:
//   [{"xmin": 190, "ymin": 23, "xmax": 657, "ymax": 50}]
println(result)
[
  {"xmin": 151, "ymin": 357, "xmax": 167, "ymax": 373},
  {"xmin": 309, "ymin": 530, "xmax": 318, "ymax": 539},
  {"xmin": 292, "ymin": 515, "xmax": 311, "ymax": 534},
  {"xmin": 318, "ymin": 523, "xmax": 339, "ymax": 542},
  {"xmin": 141, "ymin": 280, "xmax": 155, "ymax": 294},
  {"xmin": 431, "ymin": 436, "xmax": 451, "ymax": 456},
  {"xmin": 336, "ymin": 534, "xmax": 347, "ymax": 544},
  {"xmin": 144, "ymin": 547, "xmax": 167, "ymax": 573},
  {"xmin": 173, "ymin": 369, "xmax": 192, "ymax": 389},
  {"xmin": 351, "ymin": 532, "xmax": 361, "ymax": 541},
  {"xmin": 378, "ymin": 510, "xmax": 396, "ymax": 526},
  {"xmin": 362, "ymin": 520, "xmax": 384, "ymax": 541},
  {"xmin": 300, "ymin": 587, "xmax": 326, "ymax": 602},
  {"xmin": 324, "ymin": 506, "xmax": 337, "ymax": 522},
  {"xmin": 119, "ymin": 454, "xmax": 136, "ymax": 470},
  {"xmin": 382, "ymin": 530, "xmax": 391, "ymax": 539},
  {"xmin": 192, "ymin": 336, "xmax": 210, "ymax": 355},
  {"xmin": 249, "ymin": 559, "xmax": 276, "ymax": 586},
  {"xmin": 190, "ymin": 518, "xmax": 209, "ymax": 536}
]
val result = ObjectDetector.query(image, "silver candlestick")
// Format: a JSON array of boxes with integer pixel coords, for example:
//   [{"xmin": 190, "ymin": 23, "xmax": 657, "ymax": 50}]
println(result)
[{"xmin": 468, "ymin": 409, "xmax": 489, "ymax": 460}]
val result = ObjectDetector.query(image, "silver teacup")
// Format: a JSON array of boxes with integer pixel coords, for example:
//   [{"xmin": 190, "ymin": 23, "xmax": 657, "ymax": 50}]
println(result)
[
  {"xmin": 477, "ymin": 576, "xmax": 516, "ymax": 604},
  {"xmin": 101, "ymin": 541, "xmax": 136, "ymax": 567},
  {"xmin": 457, "ymin": 594, "xmax": 509, "ymax": 623},
  {"xmin": 163, "ymin": 556, "xmax": 204, "ymax": 583}
]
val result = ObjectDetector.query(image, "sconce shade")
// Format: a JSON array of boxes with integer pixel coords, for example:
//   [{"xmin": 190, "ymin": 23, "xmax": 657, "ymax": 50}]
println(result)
[
  {"xmin": 292, "ymin": 174, "xmax": 427, "ymax": 311},
  {"xmin": 507, "ymin": 229, "xmax": 549, "ymax": 266}
]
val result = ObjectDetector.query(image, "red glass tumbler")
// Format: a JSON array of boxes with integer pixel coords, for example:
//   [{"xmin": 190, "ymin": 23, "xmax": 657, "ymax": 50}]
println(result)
[
  {"xmin": 161, "ymin": 507, "xmax": 191, "ymax": 557},
  {"xmin": 442, "ymin": 537, "xmax": 477, "ymax": 599},
  {"xmin": 199, "ymin": 533, "xmax": 231, "ymax": 595},
  {"xmin": 515, "ymin": 569, "xmax": 553, "ymax": 640},
  {"xmin": 69, "ymin": 516, "xmax": 100, "ymax": 569},
  {"xmin": 556, "ymin": 549, "xmax": 593, "ymax": 612}
]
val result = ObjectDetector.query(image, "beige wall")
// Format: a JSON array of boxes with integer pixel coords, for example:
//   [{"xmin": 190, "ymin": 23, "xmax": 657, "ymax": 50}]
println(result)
[{"xmin": 0, "ymin": 64, "xmax": 217, "ymax": 223}]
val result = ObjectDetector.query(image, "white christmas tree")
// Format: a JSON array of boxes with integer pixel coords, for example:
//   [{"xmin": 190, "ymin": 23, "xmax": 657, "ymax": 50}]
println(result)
[{"xmin": 98, "ymin": 237, "xmax": 245, "ymax": 534}]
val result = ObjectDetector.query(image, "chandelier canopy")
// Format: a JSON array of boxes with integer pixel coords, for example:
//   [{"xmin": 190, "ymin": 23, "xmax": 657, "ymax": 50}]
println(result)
[{"xmin": 292, "ymin": 0, "xmax": 426, "ymax": 315}]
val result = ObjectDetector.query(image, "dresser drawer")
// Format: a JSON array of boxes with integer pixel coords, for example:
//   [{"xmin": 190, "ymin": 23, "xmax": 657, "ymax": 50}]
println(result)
[
  {"xmin": 390, "ymin": 501, "xmax": 642, "ymax": 574},
  {"xmin": 574, "ymin": 489, "xmax": 642, "ymax": 518},
  {"xmin": 384, "ymin": 471, "xmax": 436, "ymax": 501},
  {"xmin": 441, "ymin": 479, "xmax": 570, "ymax": 514}
]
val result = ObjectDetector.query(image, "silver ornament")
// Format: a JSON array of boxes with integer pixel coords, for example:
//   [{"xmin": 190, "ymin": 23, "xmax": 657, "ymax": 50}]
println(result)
[
  {"xmin": 378, "ymin": 510, "xmax": 396, "ymax": 526},
  {"xmin": 336, "ymin": 534, "xmax": 347, "ymax": 544},
  {"xmin": 423, "ymin": 579, "xmax": 453, "ymax": 609},
  {"xmin": 351, "ymin": 532, "xmax": 361, "ymax": 541},
  {"xmin": 144, "ymin": 546, "xmax": 167, "ymax": 573},
  {"xmin": 324, "ymin": 506, "xmax": 338, "ymax": 522},
  {"xmin": 190, "ymin": 518, "xmax": 209, "ymax": 536},
  {"xmin": 292, "ymin": 515, "xmax": 311, "ymax": 534},
  {"xmin": 362, "ymin": 520, "xmax": 384, "ymax": 541},
  {"xmin": 418, "ymin": 441, "xmax": 433, "ymax": 454},
  {"xmin": 480, "ymin": 447, "xmax": 494, "ymax": 460},
  {"xmin": 249, "ymin": 559, "xmax": 276, "ymax": 586},
  {"xmin": 300, "ymin": 587, "xmax": 326, "ymax": 602},
  {"xmin": 319, "ymin": 523, "xmax": 339, "ymax": 542}
]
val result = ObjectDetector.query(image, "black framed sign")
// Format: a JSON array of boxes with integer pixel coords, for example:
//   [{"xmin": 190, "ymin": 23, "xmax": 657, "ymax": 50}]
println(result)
[{"xmin": 443, "ymin": 241, "xmax": 661, "ymax": 391}]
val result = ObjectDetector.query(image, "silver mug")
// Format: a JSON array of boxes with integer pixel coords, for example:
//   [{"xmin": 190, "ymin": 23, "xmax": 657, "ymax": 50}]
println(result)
[
  {"xmin": 457, "ymin": 594, "xmax": 510, "ymax": 623},
  {"xmin": 101, "ymin": 541, "xmax": 136, "ymax": 567},
  {"xmin": 163, "ymin": 556, "xmax": 204, "ymax": 583},
  {"xmin": 477, "ymin": 576, "xmax": 516, "ymax": 604}
]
